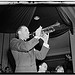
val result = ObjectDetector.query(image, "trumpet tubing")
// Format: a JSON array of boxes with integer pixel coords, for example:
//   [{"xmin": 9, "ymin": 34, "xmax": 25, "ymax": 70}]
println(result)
[
  {"xmin": 29, "ymin": 27, "xmax": 55, "ymax": 37},
  {"xmin": 30, "ymin": 22, "xmax": 60, "ymax": 36},
  {"xmin": 42, "ymin": 27, "xmax": 55, "ymax": 34}
]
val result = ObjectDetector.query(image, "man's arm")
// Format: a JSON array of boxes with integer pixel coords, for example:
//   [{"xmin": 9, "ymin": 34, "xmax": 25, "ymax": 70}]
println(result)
[
  {"xmin": 10, "ymin": 37, "xmax": 39, "ymax": 52},
  {"xmin": 34, "ymin": 32, "xmax": 50, "ymax": 60},
  {"xmin": 34, "ymin": 43, "xmax": 50, "ymax": 60}
]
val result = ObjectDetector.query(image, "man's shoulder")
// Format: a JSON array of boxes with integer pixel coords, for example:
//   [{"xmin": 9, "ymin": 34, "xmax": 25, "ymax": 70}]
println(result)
[
  {"xmin": 11, "ymin": 38, "xmax": 18, "ymax": 41},
  {"xmin": 10, "ymin": 38, "xmax": 19, "ymax": 43}
]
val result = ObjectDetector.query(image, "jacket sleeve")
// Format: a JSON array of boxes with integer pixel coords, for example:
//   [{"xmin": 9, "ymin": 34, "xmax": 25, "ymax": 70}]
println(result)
[
  {"xmin": 10, "ymin": 38, "xmax": 39, "ymax": 52},
  {"xmin": 34, "ymin": 45, "xmax": 50, "ymax": 60}
]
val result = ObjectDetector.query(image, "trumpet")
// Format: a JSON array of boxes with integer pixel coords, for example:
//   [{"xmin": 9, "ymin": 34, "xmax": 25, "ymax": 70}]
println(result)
[{"xmin": 29, "ymin": 22, "xmax": 60, "ymax": 37}]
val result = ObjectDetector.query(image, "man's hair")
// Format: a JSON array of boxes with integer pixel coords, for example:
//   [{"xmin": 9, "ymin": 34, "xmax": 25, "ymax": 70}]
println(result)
[{"xmin": 15, "ymin": 25, "xmax": 27, "ymax": 38}]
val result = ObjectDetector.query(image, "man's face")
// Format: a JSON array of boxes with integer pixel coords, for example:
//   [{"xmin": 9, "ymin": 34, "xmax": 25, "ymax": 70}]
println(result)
[
  {"xmin": 19, "ymin": 26, "xmax": 30, "ymax": 40},
  {"xmin": 39, "ymin": 63, "xmax": 47, "ymax": 72},
  {"xmin": 56, "ymin": 66, "xmax": 64, "ymax": 73}
]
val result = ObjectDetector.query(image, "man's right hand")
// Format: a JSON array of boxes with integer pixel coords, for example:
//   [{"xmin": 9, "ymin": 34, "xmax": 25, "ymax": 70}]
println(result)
[
  {"xmin": 40, "ymin": 32, "xmax": 49, "ymax": 48},
  {"xmin": 35, "ymin": 26, "xmax": 42, "ymax": 37},
  {"xmin": 40, "ymin": 32, "xmax": 49, "ymax": 44}
]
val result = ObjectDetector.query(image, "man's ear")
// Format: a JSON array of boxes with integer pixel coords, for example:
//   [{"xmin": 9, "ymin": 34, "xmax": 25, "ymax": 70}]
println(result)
[{"xmin": 18, "ymin": 31, "xmax": 21, "ymax": 34}]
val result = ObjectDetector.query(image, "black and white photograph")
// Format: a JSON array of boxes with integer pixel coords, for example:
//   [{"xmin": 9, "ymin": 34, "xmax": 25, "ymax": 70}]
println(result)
[{"xmin": 0, "ymin": 0, "xmax": 74, "ymax": 74}]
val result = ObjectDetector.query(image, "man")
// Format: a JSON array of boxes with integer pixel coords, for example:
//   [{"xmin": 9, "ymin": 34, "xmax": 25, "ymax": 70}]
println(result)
[
  {"xmin": 55, "ymin": 65, "xmax": 64, "ymax": 73},
  {"xmin": 38, "ymin": 62, "xmax": 48, "ymax": 73},
  {"xmin": 10, "ymin": 25, "xmax": 50, "ymax": 73}
]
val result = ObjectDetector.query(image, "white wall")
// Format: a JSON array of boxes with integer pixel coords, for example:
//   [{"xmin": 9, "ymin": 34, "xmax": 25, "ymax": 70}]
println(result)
[
  {"xmin": 70, "ymin": 29, "xmax": 75, "ymax": 73},
  {"xmin": 47, "ymin": 31, "xmax": 70, "ymax": 56}
]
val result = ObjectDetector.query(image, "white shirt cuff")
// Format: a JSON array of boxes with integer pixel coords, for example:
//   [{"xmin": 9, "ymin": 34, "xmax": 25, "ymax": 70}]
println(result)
[{"xmin": 43, "ymin": 43, "xmax": 49, "ymax": 48}]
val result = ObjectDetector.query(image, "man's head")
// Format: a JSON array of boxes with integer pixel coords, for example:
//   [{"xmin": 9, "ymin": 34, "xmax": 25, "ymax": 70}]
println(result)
[
  {"xmin": 55, "ymin": 65, "xmax": 64, "ymax": 73},
  {"xmin": 17, "ymin": 26, "xmax": 30, "ymax": 40},
  {"xmin": 39, "ymin": 62, "xmax": 47, "ymax": 72}
]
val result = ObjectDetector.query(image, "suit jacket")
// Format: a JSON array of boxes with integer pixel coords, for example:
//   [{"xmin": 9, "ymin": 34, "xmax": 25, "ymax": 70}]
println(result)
[{"xmin": 10, "ymin": 37, "xmax": 49, "ymax": 72}]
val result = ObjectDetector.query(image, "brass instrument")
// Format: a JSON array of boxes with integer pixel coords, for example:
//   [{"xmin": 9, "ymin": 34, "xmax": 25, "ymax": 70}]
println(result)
[{"xmin": 30, "ymin": 21, "xmax": 60, "ymax": 36}]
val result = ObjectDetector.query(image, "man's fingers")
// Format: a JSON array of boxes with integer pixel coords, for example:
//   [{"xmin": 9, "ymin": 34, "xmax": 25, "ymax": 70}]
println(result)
[
  {"xmin": 46, "ymin": 33, "xmax": 49, "ymax": 35},
  {"xmin": 39, "ymin": 26, "xmax": 42, "ymax": 30},
  {"xmin": 40, "ymin": 26, "xmax": 42, "ymax": 28},
  {"xmin": 47, "ymin": 33, "xmax": 49, "ymax": 36}
]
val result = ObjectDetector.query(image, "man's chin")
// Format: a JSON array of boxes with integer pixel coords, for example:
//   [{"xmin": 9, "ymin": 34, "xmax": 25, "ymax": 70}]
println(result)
[{"xmin": 26, "ymin": 37, "xmax": 30, "ymax": 41}]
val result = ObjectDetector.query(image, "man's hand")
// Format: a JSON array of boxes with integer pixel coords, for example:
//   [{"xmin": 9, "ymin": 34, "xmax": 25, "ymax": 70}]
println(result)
[
  {"xmin": 40, "ymin": 32, "xmax": 49, "ymax": 48},
  {"xmin": 40, "ymin": 32, "xmax": 49, "ymax": 44},
  {"xmin": 35, "ymin": 26, "xmax": 42, "ymax": 37}
]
